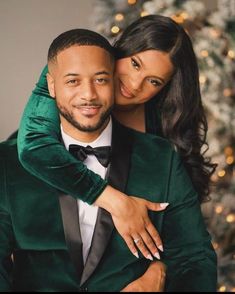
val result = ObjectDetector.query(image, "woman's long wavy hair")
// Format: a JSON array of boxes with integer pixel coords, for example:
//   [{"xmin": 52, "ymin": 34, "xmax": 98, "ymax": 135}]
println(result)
[{"xmin": 114, "ymin": 15, "xmax": 217, "ymax": 203}]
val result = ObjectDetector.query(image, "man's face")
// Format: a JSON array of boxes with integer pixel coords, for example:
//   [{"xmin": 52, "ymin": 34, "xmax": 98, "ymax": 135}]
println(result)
[{"xmin": 47, "ymin": 45, "xmax": 114, "ymax": 138}]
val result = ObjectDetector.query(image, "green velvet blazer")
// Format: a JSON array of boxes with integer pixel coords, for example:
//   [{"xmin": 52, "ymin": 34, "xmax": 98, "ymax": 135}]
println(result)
[{"xmin": 0, "ymin": 121, "xmax": 217, "ymax": 292}]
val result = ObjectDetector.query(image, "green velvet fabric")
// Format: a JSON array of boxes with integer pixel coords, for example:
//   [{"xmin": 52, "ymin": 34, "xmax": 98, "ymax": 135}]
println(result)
[
  {"xmin": 17, "ymin": 66, "xmax": 107, "ymax": 205},
  {"xmin": 0, "ymin": 130, "xmax": 217, "ymax": 292}
]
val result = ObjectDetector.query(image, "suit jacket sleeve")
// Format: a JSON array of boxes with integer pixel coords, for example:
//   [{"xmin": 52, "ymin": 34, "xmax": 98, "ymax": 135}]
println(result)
[
  {"xmin": 0, "ymin": 158, "xmax": 14, "ymax": 291},
  {"xmin": 17, "ymin": 65, "xmax": 107, "ymax": 204},
  {"xmin": 162, "ymin": 151, "xmax": 217, "ymax": 292}
]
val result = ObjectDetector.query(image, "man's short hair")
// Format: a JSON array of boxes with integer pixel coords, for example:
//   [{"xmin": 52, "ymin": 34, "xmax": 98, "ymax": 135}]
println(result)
[{"xmin": 48, "ymin": 28, "xmax": 115, "ymax": 64}]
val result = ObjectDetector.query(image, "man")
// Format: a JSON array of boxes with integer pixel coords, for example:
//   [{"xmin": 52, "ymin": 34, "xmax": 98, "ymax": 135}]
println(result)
[{"xmin": 0, "ymin": 29, "xmax": 216, "ymax": 292}]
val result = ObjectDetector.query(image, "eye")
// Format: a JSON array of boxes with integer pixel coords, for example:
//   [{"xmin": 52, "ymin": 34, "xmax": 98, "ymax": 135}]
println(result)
[
  {"xmin": 67, "ymin": 79, "xmax": 78, "ymax": 85},
  {"xmin": 147, "ymin": 78, "xmax": 163, "ymax": 87},
  {"xmin": 131, "ymin": 58, "xmax": 140, "ymax": 70},
  {"xmin": 96, "ymin": 78, "xmax": 109, "ymax": 84}
]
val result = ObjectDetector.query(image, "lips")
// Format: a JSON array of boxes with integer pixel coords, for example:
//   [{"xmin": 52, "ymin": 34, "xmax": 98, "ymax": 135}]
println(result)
[
  {"xmin": 74, "ymin": 105, "xmax": 101, "ymax": 117},
  {"xmin": 119, "ymin": 81, "xmax": 135, "ymax": 99}
]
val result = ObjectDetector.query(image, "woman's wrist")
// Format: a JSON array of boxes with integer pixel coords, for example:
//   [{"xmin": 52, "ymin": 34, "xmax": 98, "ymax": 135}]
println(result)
[{"xmin": 94, "ymin": 185, "xmax": 127, "ymax": 215}]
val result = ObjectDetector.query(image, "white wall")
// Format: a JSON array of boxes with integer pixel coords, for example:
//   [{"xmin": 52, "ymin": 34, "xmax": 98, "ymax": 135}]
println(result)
[{"xmin": 0, "ymin": 0, "xmax": 96, "ymax": 141}]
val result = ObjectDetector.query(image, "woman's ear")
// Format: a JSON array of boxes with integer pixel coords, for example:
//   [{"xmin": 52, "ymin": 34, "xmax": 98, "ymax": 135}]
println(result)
[{"xmin": 47, "ymin": 73, "xmax": 55, "ymax": 98}]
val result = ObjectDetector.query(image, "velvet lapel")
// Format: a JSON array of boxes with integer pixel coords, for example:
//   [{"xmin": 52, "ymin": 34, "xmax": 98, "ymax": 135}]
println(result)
[
  {"xmin": 80, "ymin": 119, "xmax": 134, "ymax": 286},
  {"xmin": 59, "ymin": 194, "xmax": 84, "ymax": 281}
]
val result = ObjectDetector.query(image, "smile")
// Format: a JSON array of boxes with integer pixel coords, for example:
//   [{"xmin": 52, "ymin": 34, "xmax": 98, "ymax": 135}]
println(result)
[
  {"xmin": 73, "ymin": 105, "xmax": 102, "ymax": 117},
  {"xmin": 119, "ymin": 81, "xmax": 135, "ymax": 99}
]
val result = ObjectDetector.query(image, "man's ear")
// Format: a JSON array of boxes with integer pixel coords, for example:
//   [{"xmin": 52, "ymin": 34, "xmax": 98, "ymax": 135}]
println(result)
[{"xmin": 47, "ymin": 72, "xmax": 55, "ymax": 98}]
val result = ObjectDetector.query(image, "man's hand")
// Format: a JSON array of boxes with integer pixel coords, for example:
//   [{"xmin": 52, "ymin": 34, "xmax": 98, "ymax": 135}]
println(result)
[
  {"xmin": 94, "ymin": 185, "xmax": 169, "ymax": 260},
  {"xmin": 121, "ymin": 261, "xmax": 166, "ymax": 292}
]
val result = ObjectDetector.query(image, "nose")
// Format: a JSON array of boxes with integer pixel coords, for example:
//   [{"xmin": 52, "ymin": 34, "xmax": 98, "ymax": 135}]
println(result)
[
  {"xmin": 129, "ymin": 74, "xmax": 143, "ymax": 92},
  {"xmin": 80, "ymin": 80, "xmax": 97, "ymax": 101}
]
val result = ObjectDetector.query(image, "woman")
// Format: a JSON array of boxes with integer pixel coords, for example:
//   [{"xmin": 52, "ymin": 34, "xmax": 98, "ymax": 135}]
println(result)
[{"xmin": 17, "ymin": 15, "xmax": 216, "ymax": 290}]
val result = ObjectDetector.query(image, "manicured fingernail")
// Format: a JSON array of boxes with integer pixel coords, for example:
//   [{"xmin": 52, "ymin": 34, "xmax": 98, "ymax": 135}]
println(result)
[
  {"xmin": 154, "ymin": 252, "xmax": 161, "ymax": 259},
  {"xmin": 160, "ymin": 203, "xmax": 169, "ymax": 209},
  {"xmin": 158, "ymin": 245, "xmax": 164, "ymax": 252},
  {"xmin": 146, "ymin": 254, "xmax": 153, "ymax": 261},
  {"xmin": 133, "ymin": 252, "xmax": 139, "ymax": 258}
]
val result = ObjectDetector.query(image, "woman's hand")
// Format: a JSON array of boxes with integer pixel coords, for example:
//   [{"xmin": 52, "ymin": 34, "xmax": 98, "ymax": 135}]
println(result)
[
  {"xmin": 121, "ymin": 261, "xmax": 166, "ymax": 292},
  {"xmin": 95, "ymin": 185, "xmax": 169, "ymax": 259}
]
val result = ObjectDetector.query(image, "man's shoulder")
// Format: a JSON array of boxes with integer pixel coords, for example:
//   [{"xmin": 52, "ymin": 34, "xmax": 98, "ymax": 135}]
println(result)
[
  {"xmin": 0, "ymin": 138, "xmax": 18, "ymax": 161},
  {"xmin": 0, "ymin": 139, "xmax": 40, "ymax": 179},
  {"xmin": 0, "ymin": 138, "xmax": 30, "ymax": 181},
  {"xmin": 0, "ymin": 139, "xmax": 57, "ymax": 196}
]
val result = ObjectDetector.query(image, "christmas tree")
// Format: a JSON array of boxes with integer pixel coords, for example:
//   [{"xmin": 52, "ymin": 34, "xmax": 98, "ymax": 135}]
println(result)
[{"xmin": 92, "ymin": 0, "xmax": 235, "ymax": 291}]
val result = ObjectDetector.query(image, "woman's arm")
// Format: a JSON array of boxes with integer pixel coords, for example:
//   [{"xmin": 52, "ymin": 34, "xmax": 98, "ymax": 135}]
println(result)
[{"xmin": 17, "ymin": 66, "xmax": 166, "ymax": 259}]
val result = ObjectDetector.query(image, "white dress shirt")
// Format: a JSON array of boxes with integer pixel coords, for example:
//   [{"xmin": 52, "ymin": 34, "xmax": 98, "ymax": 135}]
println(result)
[{"xmin": 61, "ymin": 118, "xmax": 112, "ymax": 264}]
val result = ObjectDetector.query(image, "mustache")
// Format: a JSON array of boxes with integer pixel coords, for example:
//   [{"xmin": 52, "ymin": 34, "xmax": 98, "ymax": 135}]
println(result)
[{"xmin": 73, "ymin": 103, "xmax": 102, "ymax": 107}]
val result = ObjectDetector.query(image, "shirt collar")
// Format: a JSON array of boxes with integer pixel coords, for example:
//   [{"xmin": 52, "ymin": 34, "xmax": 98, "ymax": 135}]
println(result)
[{"xmin": 61, "ymin": 117, "xmax": 112, "ymax": 151}]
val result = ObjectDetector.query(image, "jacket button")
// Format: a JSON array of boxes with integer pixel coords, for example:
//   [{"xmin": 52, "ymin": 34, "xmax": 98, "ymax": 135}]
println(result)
[{"xmin": 79, "ymin": 287, "xmax": 88, "ymax": 292}]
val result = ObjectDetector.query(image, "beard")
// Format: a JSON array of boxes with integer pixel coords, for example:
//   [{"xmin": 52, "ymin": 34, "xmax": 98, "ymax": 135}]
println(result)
[{"xmin": 57, "ymin": 102, "xmax": 113, "ymax": 133}]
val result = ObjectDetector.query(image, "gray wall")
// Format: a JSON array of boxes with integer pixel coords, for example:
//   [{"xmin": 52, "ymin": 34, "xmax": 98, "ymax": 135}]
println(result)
[{"xmin": 0, "ymin": 0, "xmax": 96, "ymax": 141}]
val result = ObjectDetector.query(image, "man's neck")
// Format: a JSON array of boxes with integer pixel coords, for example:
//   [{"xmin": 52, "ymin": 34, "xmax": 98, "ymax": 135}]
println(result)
[{"xmin": 61, "ymin": 117, "xmax": 111, "ymax": 143}]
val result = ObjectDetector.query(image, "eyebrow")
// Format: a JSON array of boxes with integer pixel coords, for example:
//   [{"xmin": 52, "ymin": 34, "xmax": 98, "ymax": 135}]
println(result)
[
  {"xmin": 135, "ymin": 55, "xmax": 166, "ymax": 84},
  {"xmin": 63, "ymin": 71, "xmax": 111, "ymax": 78}
]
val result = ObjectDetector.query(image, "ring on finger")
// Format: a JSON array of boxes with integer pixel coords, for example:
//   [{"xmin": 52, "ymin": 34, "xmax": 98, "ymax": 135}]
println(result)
[{"xmin": 133, "ymin": 238, "xmax": 141, "ymax": 244}]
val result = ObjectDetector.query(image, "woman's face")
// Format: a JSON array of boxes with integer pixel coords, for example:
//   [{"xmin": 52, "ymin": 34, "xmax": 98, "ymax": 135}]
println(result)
[{"xmin": 114, "ymin": 50, "xmax": 174, "ymax": 106}]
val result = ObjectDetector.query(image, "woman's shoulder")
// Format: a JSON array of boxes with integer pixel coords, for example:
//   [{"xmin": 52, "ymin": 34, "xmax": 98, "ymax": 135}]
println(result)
[
  {"xmin": 115, "ymin": 118, "xmax": 174, "ymax": 156},
  {"xmin": 133, "ymin": 129, "xmax": 174, "ymax": 154}
]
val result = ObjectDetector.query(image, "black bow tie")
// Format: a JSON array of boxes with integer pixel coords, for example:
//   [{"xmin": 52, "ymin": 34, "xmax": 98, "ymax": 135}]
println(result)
[{"xmin": 69, "ymin": 144, "xmax": 111, "ymax": 168}]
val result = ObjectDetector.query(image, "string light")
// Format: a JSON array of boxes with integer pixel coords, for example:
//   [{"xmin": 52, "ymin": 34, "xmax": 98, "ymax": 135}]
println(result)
[
  {"xmin": 224, "ymin": 147, "xmax": 233, "ymax": 156},
  {"xmin": 226, "ymin": 214, "xmax": 235, "ymax": 223},
  {"xmin": 140, "ymin": 11, "xmax": 149, "ymax": 17},
  {"xmin": 199, "ymin": 75, "xmax": 207, "ymax": 84},
  {"xmin": 226, "ymin": 156, "xmax": 234, "ymax": 165},
  {"xmin": 211, "ymin": 174, "xmax": 218, "ymax": 182},
  {"xmin": 115, "ymin": 13, "xmax": 124, "ymax": 21},
  {"xmin": 212, "ymin": 242, "xmax": 219, "ymax": 250},
  {"xmin": 218, "ymin": 170, "xmax": 226, "ymax": 178},
  {"xmin": 231, "ymin": 287, "xmax": 235, "ymax": 292},
  {"xmin": 201, "ymin": 50, "xmax": 209, "ymax": 57},
  {"xmin": 128, "ymin": 0, "xmax": 137, "ymax": 5},
  {"xmin": 223, "ymin": 88, "xmax": 232, "ymax": 97},
  {"xmin": 219, "ymin": 286, "xmax": 226, "ymax": 292},
  {"xmin": 215, "ymin": 205, "xmax": 223, "ymax": 214},
  {"xmin": 111, "ymin": 26, "xmax": 120, "ymax": 34},
  {"xmin": 171, "ymin": 14, "xmax": 184, "ymax": 24},
  {"xmin": 228, "ymin": 50, "xmax": 235, "ymax": 59},
  {"xmin": 210, "ymin": 28, "xmax": 221, "ymax": 38},
  {"xmin": 181, "ymin": 12, "xmax": 189, "ymax": 20}
]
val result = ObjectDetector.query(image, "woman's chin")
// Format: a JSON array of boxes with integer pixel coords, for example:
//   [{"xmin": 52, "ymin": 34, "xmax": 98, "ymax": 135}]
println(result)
[{"xmin": 115, "ymin": 94, "xmax": 132, "ymax": 106}]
